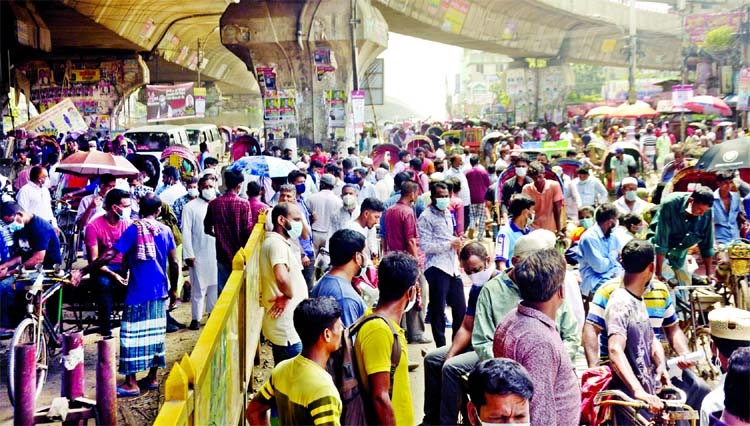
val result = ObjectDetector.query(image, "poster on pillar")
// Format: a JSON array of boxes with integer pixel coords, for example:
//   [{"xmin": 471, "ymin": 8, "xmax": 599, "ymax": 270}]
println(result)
[
  {"xmin": 737, "ymin": 69, "xmax": 750, "ymax": 111},
  {"xmin": 351, "ymin": 90, "xmax": 365, "ymax": 134},
  {"xmin": 256, "ymin": 67, "xmax": 277, "ymax": 95},
  {"xmin": 326, "ymin": 90, "xmax": 347, "ymax": 128},
  {"xmin": 263, "ymin": 89, "xmax": 297, "ymax": 126},
  {"xmin": 146, "ymin": 83, "xmax": 204, "ymax": 122}
]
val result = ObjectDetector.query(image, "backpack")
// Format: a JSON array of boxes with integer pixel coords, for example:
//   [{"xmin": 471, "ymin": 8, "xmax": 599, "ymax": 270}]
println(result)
[{"xmin": 327, "ymin": 313, "xmax": 402, "ymax": 426}]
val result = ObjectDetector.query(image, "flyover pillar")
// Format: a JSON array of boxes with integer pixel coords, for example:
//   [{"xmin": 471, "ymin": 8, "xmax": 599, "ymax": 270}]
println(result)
[{"xmin": 221, "ymin": 0, "xmax": 388, "ymax": 150}]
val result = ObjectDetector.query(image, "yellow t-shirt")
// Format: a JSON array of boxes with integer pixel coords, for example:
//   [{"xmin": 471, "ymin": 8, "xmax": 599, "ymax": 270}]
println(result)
[
  {"xmin": 259, "ymin": 231, "xmax": 308, "ymax": 346},
  {"xmin": 255, "ymin": 355, "xmax": 342, "ymax": 425},
  {"xmin": 354, "ymin": 315, "xmax": 413, "ymax": 426}
]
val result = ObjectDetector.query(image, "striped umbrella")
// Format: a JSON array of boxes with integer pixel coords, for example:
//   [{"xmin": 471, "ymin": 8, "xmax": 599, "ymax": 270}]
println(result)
[{"xmin": 684, "ymin": 95, "xmax": 732, "ymax": 116}]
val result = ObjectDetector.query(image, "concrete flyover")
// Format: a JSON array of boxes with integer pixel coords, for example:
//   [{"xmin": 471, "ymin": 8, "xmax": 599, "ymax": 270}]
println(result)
[{"xmin": 373, "ymin": 0, "xmax": 683, "ymax": 70}]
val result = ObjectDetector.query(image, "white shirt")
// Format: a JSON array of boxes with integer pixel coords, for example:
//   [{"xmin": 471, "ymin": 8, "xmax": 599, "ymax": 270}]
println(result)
[
  {"xmin": 574, "ymin": 176, "xmax": 609, "ymax": 207},
  {"xmin": 345, "ymin": 219, "xmax": 379, "ymax": 258},
  {"xmin": 374, "ymin": 176, "xmax": 393, "ymax": 202},
  {"xmin": 17, "ymin": 181, "xmax": 56, "ymax": 227},
  {"xmin": 75, "ymin": 193, "xmax": 107, "ymax": 225},
  {"xmin": 700, "ymin": 375, "xmax": 725, "ymax": 426},
  {"xmin": 563, "ymin": 175, "xmax": 581, "ymax": 220},
  {"xmin": 159, "ymin": 182, "xmax": 187, "ymax": 206},
  {"xmin": 357, "ymin": 181, "xmax": 377, "ymax": 204},
  {"xmin": 614, "ymin": 196, "xmax": 650, "ymax": 216},
  {"xmin": 445, "ymin": 167, "xmax": 471, "ymax": 205},
  {"xmin": 181, "ymin": 197, "xmax": 217, "ymax": 286},
  {"xmin": 305, "ymin": 189, "xmax": 343, "ymax": 233}
]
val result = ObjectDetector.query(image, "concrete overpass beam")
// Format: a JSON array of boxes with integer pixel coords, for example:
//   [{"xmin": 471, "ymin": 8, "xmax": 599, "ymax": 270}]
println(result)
[{"xmin": 221, "ymin": 0, "xmax": 387, "ymax": 149}]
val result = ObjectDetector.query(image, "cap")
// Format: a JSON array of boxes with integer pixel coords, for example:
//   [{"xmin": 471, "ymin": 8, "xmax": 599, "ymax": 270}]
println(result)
[
  {"xmin": 430, "ymin": 172, "xmax": 445, "ymax": 182},
  {"xmin": 362, "ymin": 157, "xmax": 373, "ymax": 166},
  {"xmin": 615, "ymin": 147, "xmax": 625, "ymax": 154},
  {"xmin": 353, "ymin": 167, "xmax": 368, "ymax": 175},
  {"xmin": 709, "ymin": 307, "xmax": 750, "ymax": 341},
  {"xmin": 513, "ymin": 229, "xmax": 556, "ymax": 258},
  {"xmin": 375, "ymin": 168, "xmax": 387, "ymax": 180},
  {"xmin": 621, "ymin": 177, "xmax": 638, "ymax": 187},
  {"xmin": 320, "ymin": 173, "xmax": 336, "ymax": 187},
  {"xmin": 296, "ymin": 161, "xmax": 309, "ymax": 170}
]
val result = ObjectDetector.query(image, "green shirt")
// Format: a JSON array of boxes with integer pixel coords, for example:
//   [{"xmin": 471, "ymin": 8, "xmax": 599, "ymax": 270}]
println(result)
[
  {"xmin": 649, "ymin": 192, "xmax": 714, "ymax": 269},
  {"xmin": 471, "ymin": 270, "xmax": 581, "ymax": 362}
]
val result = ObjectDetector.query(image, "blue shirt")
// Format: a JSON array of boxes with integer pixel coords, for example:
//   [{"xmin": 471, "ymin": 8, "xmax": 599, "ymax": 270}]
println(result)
[
  {"xmin": 578, "ymin": 224, "xmax": 623, "ymax": 297},
  {"xmin": 713, "ymin": 189, "xmax": 741, "ymax": 245},
  {"xmin": 296, "ymin": 196, "xmax": 314, "ymax": 257},
  {"xmin": 418, "ymin": 206, "xmax": 459, "ymax": 276},
  {"xmin": 494, "ymin": 220, "xmax": 530, "ymax": 266},
  {"xmin": 311, "ymin": 274, "xmax": 365, "ymax": 327},
  {"xmin": 14, "ymin": 215, "xmax": 62, "ymax": 268},
  {"xmin": 114, "ymin": 220, "xmax": 176, "ymax": 305}
]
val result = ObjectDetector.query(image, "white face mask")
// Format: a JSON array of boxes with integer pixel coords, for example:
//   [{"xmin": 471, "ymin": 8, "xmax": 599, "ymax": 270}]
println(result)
[
  {"xmin": 187, "ymin": 188, "xmax": 199, "ymax": 198},
  {"xmin": 468, "ymin": 264, "xmax": 495, "ymax": 285},
  {"xmin": 474, "ymin": 408, "xmax": 529, "ymax": 426},
  {"xmin": 201, "ymin": 188, "xmax": 217, "ymax": 201},
  {"xmin": 515, "ymin": 167, "xmax": 527, "ymax": 177},
  {"xmin": 404, "ymin": 288, "xmax": 417, "ymax": 312}
]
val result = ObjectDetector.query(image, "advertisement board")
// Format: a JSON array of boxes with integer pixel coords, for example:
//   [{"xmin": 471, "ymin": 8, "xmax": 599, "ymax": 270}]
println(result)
[
  {"xmin": 146, "ymin": 82, "xmax": 204, "ymax": 122},
  {"xmin": 17, "ymin": 98, "xmax": 87, "ymax": 136}
]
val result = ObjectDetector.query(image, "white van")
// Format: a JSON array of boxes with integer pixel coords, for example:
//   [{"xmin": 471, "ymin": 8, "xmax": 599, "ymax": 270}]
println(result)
[
  {"xmin": 123, "ymin": 125, "xmax": 189, "ymax": 152},
  {"xmin": 184, "ymin": 124, "xmax": 223, "ymax": 160}
]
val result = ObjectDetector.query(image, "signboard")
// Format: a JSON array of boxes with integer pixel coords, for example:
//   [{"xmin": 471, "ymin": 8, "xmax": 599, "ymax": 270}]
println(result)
[
  {"xmin": 351, "ymin": 90, "xmax": 365, "ymax": 134},
  {"xmin": 325, "ymin": 90, "xmax": 347, "ymax": 128},
  {"xmin": 360, "ymin": 58, "xmax": 384, "ymax": 105},
  {"xmin": 737, "ymin": 68, "xmax": 750, "ymax": 111},
  {"xmin": 672, "ymin": 85, "xmax": 694, "ymax": 112},
  {"xmin": 70, "ymin": 69, "xmax": 101, "ymax": 83},
  {"xmin": 146, "ymin": 82, "xmax": 204, "ymax": 122},
  {"xmin": 685, "ymin": 11, "xmax": 744, "ymax": 44},
  {"xmin": 16, "ymin": 98, "xmax": 87, "ymax": 136}
]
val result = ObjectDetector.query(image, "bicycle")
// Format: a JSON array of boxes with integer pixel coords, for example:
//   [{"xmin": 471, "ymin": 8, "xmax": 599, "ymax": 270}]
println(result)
[
  {"xmin": 53, "ymin": 198, "xmax": 80, "ymax": 270},
  {"xmin": 6, "ymin": 265, "xmax": 72, "ymax": 406},
  {"xmin": 594, "ymin": 387, "xmax": 698, "ymax": 425}
]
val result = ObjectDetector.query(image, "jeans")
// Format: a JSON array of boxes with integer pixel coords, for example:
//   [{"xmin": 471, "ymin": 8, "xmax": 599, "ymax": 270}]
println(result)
[
  {"xmin": 93, "ymin": 267, "xmax": 124, "ymax": 336},
  {"xmin": 423, "ymin": 346, "xmax": 479, "ymax": 425},
  {"xmin": 271, "ymin": 341, "xmax": 302, "ymax": 365},
  {"xmin": 425, "ymin": 267, "xmax": 466, "ymax": 348},
  {"xmin": 217, "ymin": 262, "xmax": 231, "ymax": 296},
  {"xmin": 0, "ymin": 276, "xmax": 18, "ymax": 328}
]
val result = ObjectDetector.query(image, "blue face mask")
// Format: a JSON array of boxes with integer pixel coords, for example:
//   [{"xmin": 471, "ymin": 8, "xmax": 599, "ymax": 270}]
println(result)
[
  {"xmin": 295, "ymin": 183, "xmax": 306, "ymax": 195},
  {"xmin": 434, "ymin": 197, "xmax": 450, "ymax": 211},
  {"xmin": 8, "ymin": 219, "xmax": 23, "ymax": 233}
]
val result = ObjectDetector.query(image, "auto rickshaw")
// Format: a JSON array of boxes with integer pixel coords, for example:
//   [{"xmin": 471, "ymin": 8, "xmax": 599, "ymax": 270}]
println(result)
[
  {"xmin": 231, "ymin": 134, "xmax": 262, "ymax": 161},
  {"xmin": 370, "ymin": 143, "xmax": 400, "ymax": 169},
  {"xmin": 160, "ymin": 145, "xmax": 200, "ymax": 180},
  {"xmin": 404, "ymin": 135, "xmax": 434, "ymax": 157},
  {"xmin": 601, "ymin": 141, "xmax": 645, "ymax": 190}
]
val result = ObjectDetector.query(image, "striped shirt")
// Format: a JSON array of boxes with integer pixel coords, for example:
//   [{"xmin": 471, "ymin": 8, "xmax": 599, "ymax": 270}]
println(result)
[
  {"xmin": 586, "ymin": 278, "xmax": 678, "ymax": 363},
  {"xmin": 255, "ymin": 355, "xmax": 342, "ymax": 425}
]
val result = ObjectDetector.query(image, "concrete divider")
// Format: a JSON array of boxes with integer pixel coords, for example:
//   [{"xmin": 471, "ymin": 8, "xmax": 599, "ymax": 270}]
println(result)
[{"xmin": 154, "ymin": 214, "xmax": 266, "ymax": 425}]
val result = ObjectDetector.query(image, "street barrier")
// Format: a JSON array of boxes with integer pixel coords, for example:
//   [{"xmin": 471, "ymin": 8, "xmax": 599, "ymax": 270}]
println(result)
[{"xmin": 154, "ymin": 215, "xmax": 266, "ymax": 426}]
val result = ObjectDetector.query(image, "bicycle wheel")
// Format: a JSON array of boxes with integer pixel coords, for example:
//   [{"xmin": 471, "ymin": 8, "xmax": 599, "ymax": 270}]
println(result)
[
  {"xmin": 56, "ymin": 228, "xmax": 69, "ymax": 270},
  {"xmin": 7, "ymin": 317, "xmax": 48, "ymax": 406}
]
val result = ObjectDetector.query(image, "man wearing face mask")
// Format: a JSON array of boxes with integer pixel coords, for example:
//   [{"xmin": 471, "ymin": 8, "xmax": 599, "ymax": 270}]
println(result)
[
  {"xmin": 605, "ymin": 239, "xmax": 669, "ymax": 421},
  {"xmin": 156, "ymin": 166, "xmax": 187, "ymax": 206},
  {"xmin": 311, "ymin": 229, "xmax": 366, "ymax": 326},
  {"xmin": 171, "ymin": 177, "xmax": 199, "ymax": 229},
  {"xmin": 573, "ymin": 167, "xmax": 608, "ymax": 209},
  {"xmin": 423, "ymin": 242, "xmax": 499, "ymax": 426},
  {"xmin": 418, "ymin": 181, "xmax": 465, "ymax": 348},
  {"xmin": 16, "ymin": 165, "xmax": 57, "ymax": 230},
  {"xmin": 84, "ymin": 189, "xmax": 132, "ymax": 337},
  {"xmin": 614, "ymin": 177, "xmax": 649, "ymax": 217},
  {"xmin": 181, "ymin": 176, "xmax": 218, "ymax": 331},
  {"xmin": 259, "ymin": 202, "xmax": 309, "ymax": 364},
  {"xmin": 445, "ymin": 155, "xmax": 471, "ymax": 232},
  {"xmin": 578, "ymin": 203, "xmax": 624, "ymax": 299},
  {"xmin": 75, "ymin": 173, "xmax": 117, "ymax": 229},
  {"xmin": 287, "ymin": 171, "xmax": 316, "ymax": 290},
  {"xmin": 495, "ymin": 194, "xmax": 535, "ymax": 271}
]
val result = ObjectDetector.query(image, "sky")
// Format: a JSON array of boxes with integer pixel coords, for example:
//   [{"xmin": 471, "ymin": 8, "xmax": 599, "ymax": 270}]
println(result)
[{"xmin": 378, "ymin": 33, "xmax": 462, "ymax": 121}]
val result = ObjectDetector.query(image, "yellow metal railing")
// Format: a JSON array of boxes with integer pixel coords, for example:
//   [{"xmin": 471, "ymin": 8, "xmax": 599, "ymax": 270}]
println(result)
[{"xmin": 154, "ymin": 214, "xmax": 266, "ymax": 426}]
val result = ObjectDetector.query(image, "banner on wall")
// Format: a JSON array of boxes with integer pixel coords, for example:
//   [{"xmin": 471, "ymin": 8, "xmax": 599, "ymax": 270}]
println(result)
[
  {"xmin": 146, "ymin": 82, "xmax": 204, "ymax": 122},
  {"xmin": 737, "ymin": 68, "xmax": 750, "ymax": 111},
  {"xmin": 351, "ymin": 90, "xmax": 365, "ymax": 134},
  {"xmin": 17, "ymin": 98, "xmax": 87, "ymax": 136}
]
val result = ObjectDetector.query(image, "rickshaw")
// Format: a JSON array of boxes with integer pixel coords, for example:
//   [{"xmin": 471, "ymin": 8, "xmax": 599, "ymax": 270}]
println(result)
[
  {"xmin": 661, "ymin": 158, "xmax": 698, "ymax": 184},
  {"xmin": 404, "ymin": 135, "xmax": 434, "ymax": 157},
  {"xmin": 219, "ymin": 125, "xmax": 232, "ymax": 153},
  {"xmin": 601, "ymin": 141, "xmax": 645, "ymax": 189},
  {"xmin": 161, "ymin": 145, "xmax": 200, "ymax": 180},
  {"xmin": 370, "ymin": 143, "xmax": 400, "ymax": 169},
  {"xmin": 230, "ymin": 134, "xmax": 262, "ymax": 161},
  {"xmin": 495, "ymin": 164, "xmax": 564, "ymax": 204},
  {"xmin": 556, "ymin": 158, "xmax": 582, "ymax": 180},
  {"xmin": 481, "ymin": 131, "xmax": 504, "ymax": 167}
]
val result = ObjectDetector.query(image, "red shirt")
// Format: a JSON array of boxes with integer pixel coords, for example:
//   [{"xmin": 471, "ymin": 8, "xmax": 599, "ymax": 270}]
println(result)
[
  {"xmin": 465, "ymin": 166, "xmax": 491, "ymax": 204},
  {"xmin": 383, "ymin": 200, "xmax": 417, "ymax": 254},
  {"xmin": 203, "ymin": 192, "xmax": 252, "ymax": 266},
  {"xmin": 310, "ymin": 153, "xmax": 329, "ymax": 164}
]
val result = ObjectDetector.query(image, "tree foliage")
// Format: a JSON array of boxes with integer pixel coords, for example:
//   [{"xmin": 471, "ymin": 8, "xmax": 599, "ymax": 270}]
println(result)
[{"xmin": 703, "ymin": 26, "xmax": 735, "ymax": 53}]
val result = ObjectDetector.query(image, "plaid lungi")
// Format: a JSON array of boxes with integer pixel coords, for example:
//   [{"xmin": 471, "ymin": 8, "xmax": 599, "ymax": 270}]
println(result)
[
  {"xmin": 469, "ymin": 203, "xmax": 487, "ymax": 239},
  {"xmin": 119, "ymin": 298, "xmax": 167, "ymax": 375}
]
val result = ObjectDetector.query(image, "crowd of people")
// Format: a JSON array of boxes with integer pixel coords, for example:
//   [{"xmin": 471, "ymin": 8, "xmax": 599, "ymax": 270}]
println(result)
[{"xmin": 2, "ymin": 118, "xmax": 750, "ymax": 425}]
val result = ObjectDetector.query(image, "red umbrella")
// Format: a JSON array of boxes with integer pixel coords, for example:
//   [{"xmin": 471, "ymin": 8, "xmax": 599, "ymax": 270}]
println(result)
[{"xmin": 684, "ymin": 95, "xmax": 732, "ymax": 116}]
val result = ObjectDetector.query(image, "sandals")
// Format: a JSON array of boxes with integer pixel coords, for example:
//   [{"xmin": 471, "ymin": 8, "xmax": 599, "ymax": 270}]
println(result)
[
  {"xmin": 116, "ymin": 387, "xmax": 140, "ymax": 397},
  {"xmin": 137, "ymin": 378, "xmax": 159, "ymax": 390}
]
